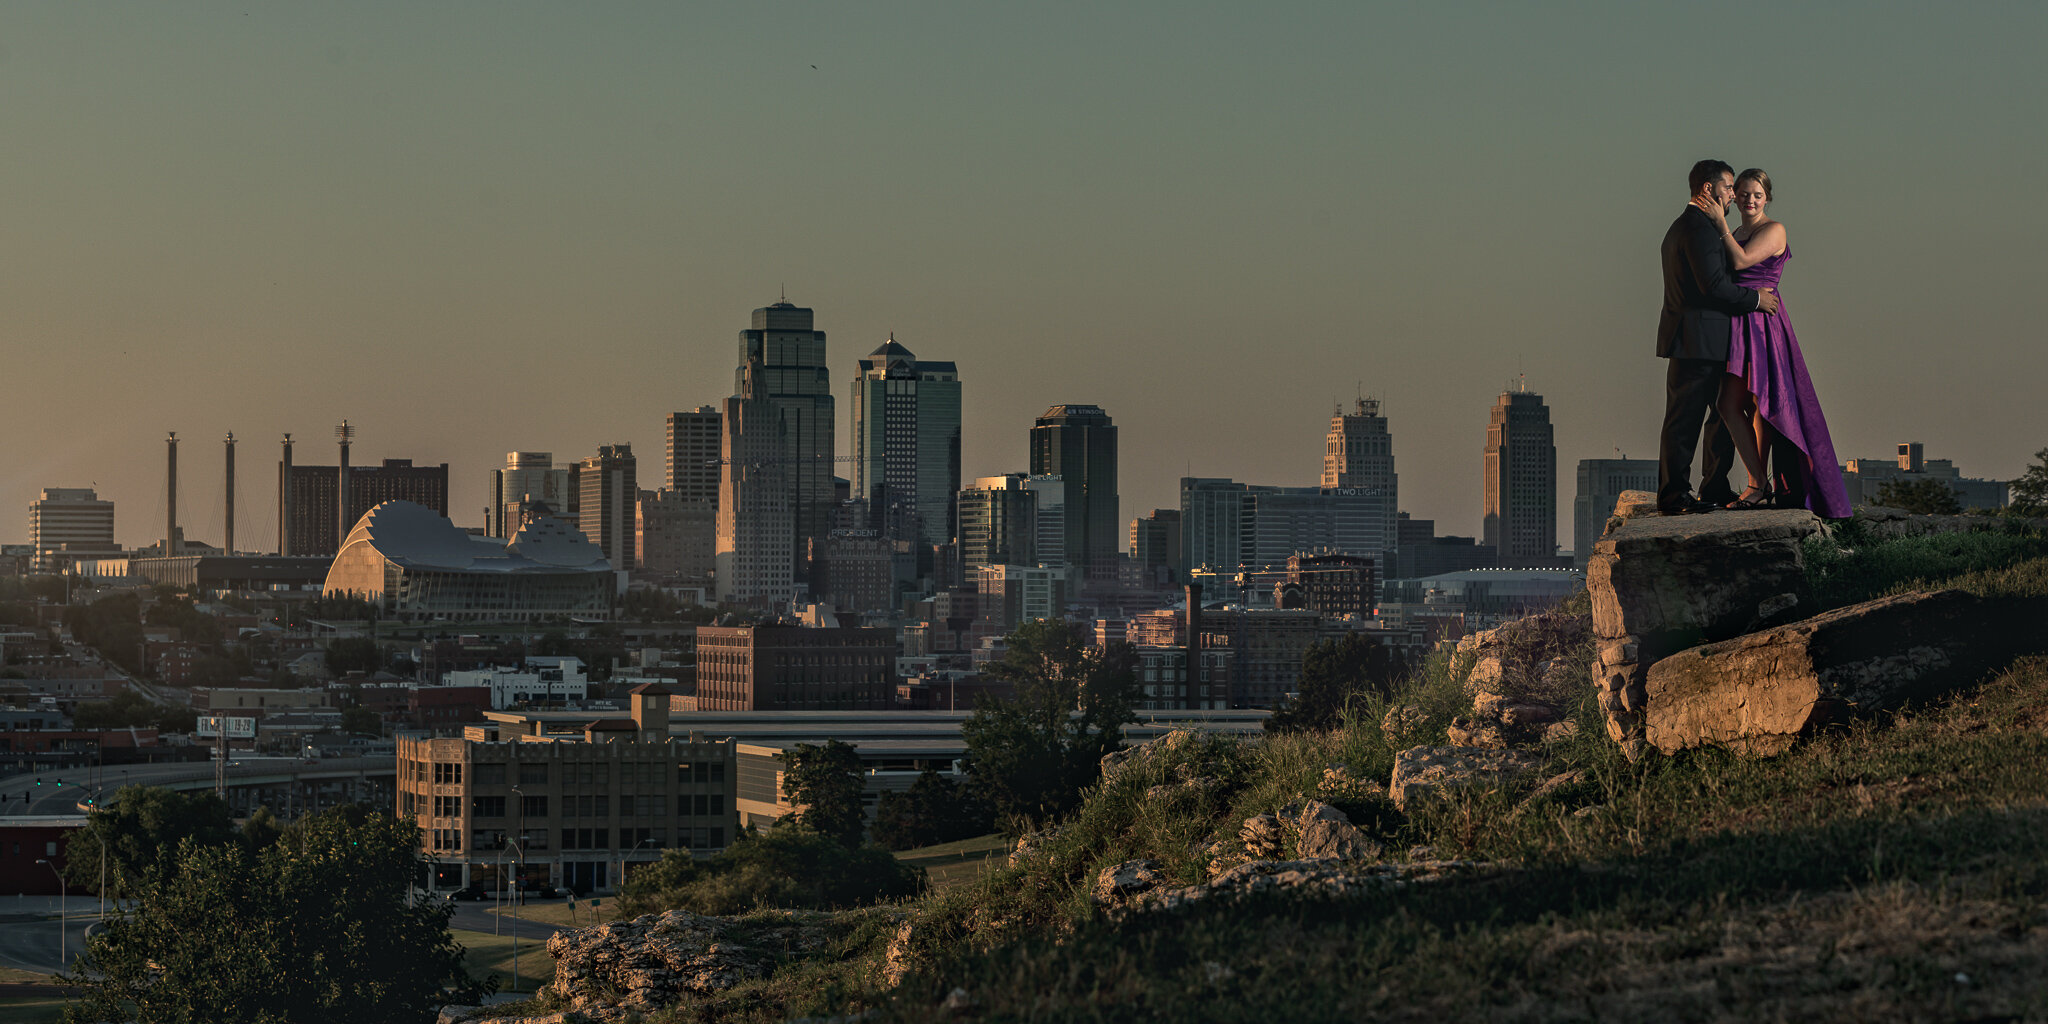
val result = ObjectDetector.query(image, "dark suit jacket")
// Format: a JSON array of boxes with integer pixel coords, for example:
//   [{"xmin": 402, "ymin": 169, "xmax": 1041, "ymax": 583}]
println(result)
[{"xmin": 1657, "ymin": 205, "xmax": 1761, "ymax": 361}]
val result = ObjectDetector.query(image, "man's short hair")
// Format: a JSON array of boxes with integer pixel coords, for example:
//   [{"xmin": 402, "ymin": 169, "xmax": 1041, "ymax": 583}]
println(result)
[{"xmin": 1689, "ymin": 159, "xmax": 1736, "ymax": 193}]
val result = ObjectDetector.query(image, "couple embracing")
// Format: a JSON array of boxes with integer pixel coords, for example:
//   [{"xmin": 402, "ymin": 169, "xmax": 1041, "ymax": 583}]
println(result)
[{"xmin": 1656, "ymin": 158, "xmax": 1850, "ymax": 518}]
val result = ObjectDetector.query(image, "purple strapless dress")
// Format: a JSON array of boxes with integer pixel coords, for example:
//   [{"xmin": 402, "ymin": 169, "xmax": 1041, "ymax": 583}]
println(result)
[{"xmin": 1727, "ymin": 244, "xmax": 1852, "ymax": 518}]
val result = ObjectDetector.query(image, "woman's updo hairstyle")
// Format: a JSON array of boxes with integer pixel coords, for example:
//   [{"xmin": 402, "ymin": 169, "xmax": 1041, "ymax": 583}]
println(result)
[{"xmin": 1736, "ymin": 168, "xmax": 1773, "ymax": 200}]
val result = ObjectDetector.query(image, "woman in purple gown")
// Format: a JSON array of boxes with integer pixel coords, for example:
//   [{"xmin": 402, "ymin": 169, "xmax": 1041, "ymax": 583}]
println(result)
[{"xmin": 1690, "ymin": 169, "xmax": 1852, "ymax": 517}]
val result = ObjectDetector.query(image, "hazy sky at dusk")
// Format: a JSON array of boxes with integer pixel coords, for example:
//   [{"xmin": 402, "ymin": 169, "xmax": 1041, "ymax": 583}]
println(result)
[{"xmin": 4, "ymin": 2, "xmax": 2043, "ymax": 552}]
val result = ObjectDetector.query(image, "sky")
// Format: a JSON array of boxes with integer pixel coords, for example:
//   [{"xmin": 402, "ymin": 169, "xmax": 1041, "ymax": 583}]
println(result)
[{"xmin": 3, "ymin": 2, "xmax": 2044, "ymax": 553}]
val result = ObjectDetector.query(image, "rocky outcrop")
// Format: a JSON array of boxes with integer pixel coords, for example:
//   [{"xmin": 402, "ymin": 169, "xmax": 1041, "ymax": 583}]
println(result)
[
  {"xmin": 1091, "ymin": 855, "xmax": 1486, "ymax": 918},
  {"xmin": 543, "ymin": 910, "xmax": 825, "ymax": 1020},
  {"xmin": 1228, "ymin": 800, "xmax": 1380, "ymax": 865},
  {"xmin": 1586, "ymin": 492, "xmax": 1825, "ymax": 754},
  {"xmin": 1447, "ymin": 611, "xmax": 1591, "ymax": 749},
  {"xmin": 1643, "ymin": 589, "xmax": 2048, "ymax": 755},
  {"xmin": 1388, "ymin": 746, "xmax": 1546, "ymax": 810}
]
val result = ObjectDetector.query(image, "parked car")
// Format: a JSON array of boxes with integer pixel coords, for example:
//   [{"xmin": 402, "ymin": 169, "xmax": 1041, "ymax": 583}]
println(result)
[
  {"xmin": 442, "ymin": 882, "xmax": 502, "ymax": 901},
  {"xmin": 518, "ymin": 881, "xmax": 570, "ymax": 900}
]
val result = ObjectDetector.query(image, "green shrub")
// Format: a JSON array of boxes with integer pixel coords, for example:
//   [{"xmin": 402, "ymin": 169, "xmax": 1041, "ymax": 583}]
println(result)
[{"xmin": 617, "ymin": 826, "xmax": 923, "ymax": 917}]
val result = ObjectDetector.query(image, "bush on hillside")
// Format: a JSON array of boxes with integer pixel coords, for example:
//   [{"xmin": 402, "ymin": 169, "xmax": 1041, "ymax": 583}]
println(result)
[{"xmin": 616, "ymin": 825, "xmax": 923, "ymax": 917}]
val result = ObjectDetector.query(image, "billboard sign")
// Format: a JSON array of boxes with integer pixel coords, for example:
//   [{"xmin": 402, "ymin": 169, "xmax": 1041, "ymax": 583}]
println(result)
[{"xmin": 195, "ymin": 716, "xmax": 258, "ymax": 739}]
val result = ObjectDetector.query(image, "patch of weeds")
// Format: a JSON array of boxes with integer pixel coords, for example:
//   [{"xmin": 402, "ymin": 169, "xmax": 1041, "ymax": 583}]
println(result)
[{"xmin": 1804, "ymin": 524, "xmax": 2048, "ymax": 609}]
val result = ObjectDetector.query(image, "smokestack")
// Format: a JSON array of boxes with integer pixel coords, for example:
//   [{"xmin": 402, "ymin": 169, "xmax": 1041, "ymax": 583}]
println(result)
[
  {"xmin": 279, "ymin": 433, "xmax": 295, "ymax": 556},
  {"xmin": 1184, "ymin": 583, "xmax": 1203, "ymax": 708},
  {"xmin": 335, "ymin": 420, "xmax": 355, "ymax": 547},
  {"xmin": 166, "ymin": 432, "xmax": 180, "ymax": 555},
  {"xmin": 224, "ymin": 432, "xmax": 236, "ymax": 555}
]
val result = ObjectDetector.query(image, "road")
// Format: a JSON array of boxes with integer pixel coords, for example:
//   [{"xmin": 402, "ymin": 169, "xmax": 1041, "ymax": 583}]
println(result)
[
  {"xmin": 0, "ymin": 900, "xmax": 108, "ymax": 975},
  {"xmin": 0, "ymin": 756, "xmax": 395, "ymax": 815}
]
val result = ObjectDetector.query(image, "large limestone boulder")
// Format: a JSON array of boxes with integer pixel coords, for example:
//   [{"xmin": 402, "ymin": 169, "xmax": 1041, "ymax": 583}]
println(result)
[
  {"xmin": 1388, "ymin": 746, "xmax": 1546, "ymax": 810},
  {"xmin": 1643, "ymin": 589, "xmax": 2048, "ymax": 755},
  {"xmin": 545, "ymin": 910, "xmax": 821, "ymax": 1018},
  {"xmin": 1586, "ymin": 493, "xmax": 1825, "ymax": 752}
]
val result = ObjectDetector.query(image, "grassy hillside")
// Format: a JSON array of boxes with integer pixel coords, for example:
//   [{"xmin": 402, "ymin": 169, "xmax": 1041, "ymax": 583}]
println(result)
[{"xmin": 528, "ymin": 530, "xmax": 2048, "ymax": 1024}]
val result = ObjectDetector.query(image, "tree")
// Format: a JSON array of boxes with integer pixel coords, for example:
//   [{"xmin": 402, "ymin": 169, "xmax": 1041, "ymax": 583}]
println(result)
[
  {"xmin": 961, "ymin": 620, "xmax": 1140, "ymax": 830},
  {"xmin": 64, "ymin": 806, "xmax": 487, "ymax": 1024},
  {"xmin": 1265, "ymin": 634, "xmax": 1410, "ymax": 733},
  {"xmin": 325, "ymin": 636, "xmax": 383, "ymax": 675},
  {"xmin": 2011, "ymin": 446, "xmax": 2048, "ymax": 516},
  {"xmin": 781, "ymin": 739, "xmax": 866, "ymax": 847},
  {"xmin": 341, "ymin": 705, "xmax": 383, "ymax": 737},
  {"xmin": 61, "ymin": 786, "xmax": 238, "ymax": 896},
  {"xmin": 871, "ymin": 769, "xmax": 995, "ymax": 851},
  {"xmin": 1874, "ymin": 476, "xmax": 1964, "ymax": 515}
]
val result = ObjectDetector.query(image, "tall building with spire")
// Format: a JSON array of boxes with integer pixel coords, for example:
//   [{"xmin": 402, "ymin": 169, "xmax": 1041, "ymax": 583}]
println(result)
[
  {"xmin": 716, "ymin": 351, "xmax": 794, "ymax": 607},
  {"xmin": 736, "ymin": 301, "xmax": 834, "ymax": 575},
  {"xmin": 1483, "ymin": 385, "xmax": 1558, "ymax": 567},
  {"xmin": 850, "ymin": 335, "xmax": 961, "ymax": 548},
  {"xmin": 1029, "ymin": 405, "xmax": 1119, "ymax": 582},
  {"xmin": 1320, "ymin": 396, "xmax": 1398, "ymax": 556}
]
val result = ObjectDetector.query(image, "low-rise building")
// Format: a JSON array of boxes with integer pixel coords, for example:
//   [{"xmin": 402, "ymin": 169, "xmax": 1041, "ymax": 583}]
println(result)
[
  {"xmin": 397, "ymin": 685, "xmax": 735, "ymax": 893},
  {"xmin": 694, "ymin": 625, "xmax": 895, "ymax": 711}
]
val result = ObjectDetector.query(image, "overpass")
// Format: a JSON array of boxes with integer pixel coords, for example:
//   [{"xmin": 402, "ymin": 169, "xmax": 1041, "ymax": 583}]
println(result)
[{"xmin": 0, "ymin": 756, "xmax": 395, "ymax": 819}]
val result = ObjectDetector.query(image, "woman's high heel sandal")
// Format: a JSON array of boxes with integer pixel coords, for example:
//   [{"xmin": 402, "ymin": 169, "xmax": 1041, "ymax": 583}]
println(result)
[{"xmin": 1726, "ymin": 487, "xmax": 1775, "ymax": 511}]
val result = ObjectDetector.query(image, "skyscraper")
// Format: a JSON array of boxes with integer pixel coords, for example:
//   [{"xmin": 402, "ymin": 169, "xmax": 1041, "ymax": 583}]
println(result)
[
  {"xmin": 956, "ymin": 474, "xmax": 1038, "ymax": 571},
  {"xmin": 664, "ymin": 407, "xmax": 722, "ymax": 502},
  {"xmin": 1483, "ymin": 386, "xmax": 1559, "ymax": 567},
  {"xmin": 1573, "ymin": 458, "xmax": 1658, "ymax": 568},
  {"xmin": 1321, "ymin": 397, "xmax": 1398, "ymax": 551},
  {"xmin": 1029, "ymin": 405, "xmax": 1119, "ymax": 582},
  {"xmin": 736, "ymin": 301, "xmax": 834, "ymax": 570},
  {"xmin": 849, "ymin": 335, "xmax": 962, "ymax": 548},
  {"xmin": 489, "ymin": 452, "xmax": 572, "ymax": 539},
  {"xmin": 716, "ymin": 352, "xmax": 794, "ymax": 607},
  {"xmin": 578, "ymin": 444, "xmax": 637, "ymax": 572}
]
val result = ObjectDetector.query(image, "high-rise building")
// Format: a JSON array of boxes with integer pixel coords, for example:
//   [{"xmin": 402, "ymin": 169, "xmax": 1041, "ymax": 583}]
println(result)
[
  {"xmin": 281, "ymin": 458, "xmax": 449, "ymax": 557},
  {"xmin": 1022, "ymin": 475, "xmax": 1066, "ymax": 569},
  {"xmin": 716, "ymin": 352, "xmax": 794, "ymax": 607},
  {"xmin": 28, "ymin": 488, "xmax": 117, "ymax": 572},
  {"xmin": 956, "ymin": 474, "xmax": 1038, "ymax": 572},
  {"xmin": 1482, "ymin": 387, "xmax": 1558, "ymax": 567},
  {"xmin": 1321, "ymin": 397, "xmax": 1398, "ymax": 553},
  {"xmin": 976, "ymin": 564, "xmax": 1069, "ymax": 630},
  {"xmin": 736, "ymin": 301, "xmax": 835, "ymax": 568},
  {"xmin": 1573, "ymin": 458, "xmax": 1659, "ymax": 568},
  {"xmin": 664, "ymin": 407, "xmax": 722, "ymax": 503},
  {"xmin": 637, "ymin": 488, "xmax": 715, "ymax": 581},
  {"xmin": 578, "ymin": 445, "xmax": 638, "ymax": 573},
  {"xmin": 1029, "ymin": 405, "xmax": 1119, "ymax": 582},
  {"xmin": 1129, "ymin": 509, "xmax": 1183, "ymax": 583},
  {"xmin": 1178, "ymin": 477, "xmax": 1393, "ymax": 578},
  {"xmin": 489, "ymin": 452, "xmax": 572, "ymax": 539},
  {"xmin": 849, "ymin": 336, "xmax": 962, "ymax": 548}
]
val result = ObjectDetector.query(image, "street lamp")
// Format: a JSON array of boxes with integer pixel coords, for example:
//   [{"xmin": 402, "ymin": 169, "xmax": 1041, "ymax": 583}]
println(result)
[
  {"xmin": 619, "ymin": 835, "xmax": 656, "ymax": 895},
  {"xmin": 509, "ymin": 785, "xmax": 525, "ymax": 992},
  {"xmin": 36, "ymin": 859, "xmax": 65, "ymax": 965}
]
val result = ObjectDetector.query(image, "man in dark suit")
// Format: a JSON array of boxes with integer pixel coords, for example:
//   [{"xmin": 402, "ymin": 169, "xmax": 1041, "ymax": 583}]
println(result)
[{"xmin": 1657, "ymin": 159, "xmax": 1780, "ymax": 514}]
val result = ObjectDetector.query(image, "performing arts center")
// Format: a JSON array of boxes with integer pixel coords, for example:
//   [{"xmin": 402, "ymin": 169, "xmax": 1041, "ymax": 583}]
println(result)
[{"xmin": 323, "ymin": 500, "xmax": 615, "ymax": 622}]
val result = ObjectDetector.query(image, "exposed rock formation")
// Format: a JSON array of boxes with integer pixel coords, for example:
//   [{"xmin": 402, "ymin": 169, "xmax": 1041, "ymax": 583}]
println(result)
[
  {"xmin": 1388, "ymin": 746, "xmax": 1546, "ymax": 810},
  {"xmin": 1586, "ymin": 492, "xmax": 1824, "ymax": 754},
  {"xmin": 1644, "ymin": 589, "xmax": 2048, "ymax": 754},
  {"xmin": 542, "ymin": 910, "xmax": 824, "ymax": 1020},
  {"xmin": 1090, "ymin": 855, "xmax": 1488, "ymax": 918}
]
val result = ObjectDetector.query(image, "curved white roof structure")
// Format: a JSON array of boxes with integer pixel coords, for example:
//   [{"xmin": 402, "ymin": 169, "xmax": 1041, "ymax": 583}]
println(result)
[{"xmin": 324, "ymin": 501, "xmax": 614, "ymax": 622}]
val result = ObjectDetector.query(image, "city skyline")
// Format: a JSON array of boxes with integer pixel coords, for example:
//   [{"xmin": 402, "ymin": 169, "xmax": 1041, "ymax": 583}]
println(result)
[{"xmin": 4, "ymin": 4, "xmax": 2044, "ymax": 552}]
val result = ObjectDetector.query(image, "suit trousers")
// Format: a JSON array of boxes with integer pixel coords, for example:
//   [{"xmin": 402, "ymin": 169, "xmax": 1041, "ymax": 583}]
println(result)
[{"xmin": 1658, "ymin": 357, "xmax": 1737, "ymax": 508}]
